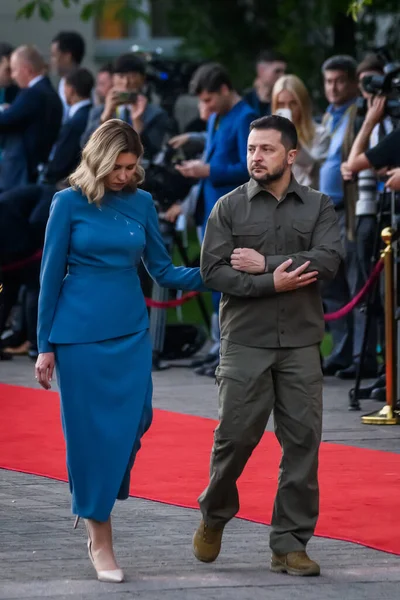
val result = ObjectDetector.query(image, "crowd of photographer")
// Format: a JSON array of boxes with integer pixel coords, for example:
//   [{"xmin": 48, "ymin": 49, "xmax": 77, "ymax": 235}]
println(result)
[{"xmin": 0, "ymin": 32, "xmax": 399, "ymax": 388}]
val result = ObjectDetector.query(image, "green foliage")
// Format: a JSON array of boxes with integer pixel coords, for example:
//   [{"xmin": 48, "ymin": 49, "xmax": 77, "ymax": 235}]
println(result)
[
  {"xmin": 17, "ymin": 0, "xmax": 148, "ymax": 23},
  {"xmin": 16, "ymin": 0, "xmax": 399, "ymax": 99},
  {"xmin": 348, "ymin": 0, "xmax": 373, "ymax": 20},
  {"xmin": 166, "ymin": 0, "xmax": 399, "ymax": 104},
  {"xmin": 167, "ymin": 0, "xmax": 356, "ymax": 94},
  {"xmin": 17, "ymin": 0, "xmax": 79, "ymax": 21}
]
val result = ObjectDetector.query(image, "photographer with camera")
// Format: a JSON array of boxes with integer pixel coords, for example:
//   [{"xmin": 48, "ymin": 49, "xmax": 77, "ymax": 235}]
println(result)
[
  {"xmin": 346, "ymin": 55, "xmax": 400, "ymax": 176},
  {"xmin": 87, "ymin": 53, "xmax": 168, "ymax": 160},
  {"xmin": 347, "ymin": 121, "xmax": 400, "ymax": 174},
  {"xmin": 338, "ymin": 54, "xmax": 396, "ymax": 379}
]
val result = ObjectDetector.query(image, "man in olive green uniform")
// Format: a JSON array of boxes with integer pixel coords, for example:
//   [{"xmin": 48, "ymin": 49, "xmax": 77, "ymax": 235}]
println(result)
[{"xmin": 193, "ymin": 115, "xmax": 343, "ymax": 576}]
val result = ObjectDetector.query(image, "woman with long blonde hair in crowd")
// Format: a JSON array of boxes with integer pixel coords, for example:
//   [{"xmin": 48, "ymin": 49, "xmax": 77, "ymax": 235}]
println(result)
[
  {"xmin": 272, "ymin": 74, "xmax": 329, "ymax": 188},
  {"xmin": 34, "ymin": 119, "xmax": 205, "ymax": 583}
]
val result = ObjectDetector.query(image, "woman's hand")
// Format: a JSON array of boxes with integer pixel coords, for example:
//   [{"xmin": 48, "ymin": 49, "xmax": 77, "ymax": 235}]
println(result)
[{"xmin": 35, "ymin": 352, "xmax": 55, "ymax": 390}]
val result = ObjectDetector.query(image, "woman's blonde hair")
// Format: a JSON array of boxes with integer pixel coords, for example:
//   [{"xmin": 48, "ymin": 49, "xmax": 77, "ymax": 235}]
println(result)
[
  {"xmin": 69, "ymin": 119, "xmax": 145, "ymax": 204},
  {"xmin": 271, "ymin": 75, "xmax": 315, "ymax": 146}
]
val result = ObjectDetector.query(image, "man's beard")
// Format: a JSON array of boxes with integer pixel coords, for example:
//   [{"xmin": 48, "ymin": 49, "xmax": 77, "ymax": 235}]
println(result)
[{"xmin": 250, "ymin": 158, "xmax": 288, "ymax": 185}]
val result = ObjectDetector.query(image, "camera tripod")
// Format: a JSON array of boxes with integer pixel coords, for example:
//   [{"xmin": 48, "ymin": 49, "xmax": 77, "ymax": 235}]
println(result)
[
  {"xmin": 150, "ymin": 218, "xmax": 210, "ymax": 371},
  {"xmin": 348, "ymin": 189, "xmax": 397, "ymax": 410}
]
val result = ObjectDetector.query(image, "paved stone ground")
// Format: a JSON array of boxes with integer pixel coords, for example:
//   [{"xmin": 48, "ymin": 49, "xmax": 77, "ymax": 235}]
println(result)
[{"xmin": 1, "ymin": 356, "xmax": 400, "ymax": 599}]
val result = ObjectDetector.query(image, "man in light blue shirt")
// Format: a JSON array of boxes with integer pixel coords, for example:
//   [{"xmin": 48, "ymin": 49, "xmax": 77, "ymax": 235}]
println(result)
[
  {"xmin": 320, "ymin": 98, "xmax": 357, "ymax": 206},
  {"xmin": 319, "ymin": 55, "xmax": 359, "ymax": 376}
]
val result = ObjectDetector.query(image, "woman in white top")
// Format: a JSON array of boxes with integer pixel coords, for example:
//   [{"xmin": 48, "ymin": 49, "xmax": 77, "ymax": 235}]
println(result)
[{"xmin": 272, "ymin": 75, "xmax": 329, "ymax": 189}]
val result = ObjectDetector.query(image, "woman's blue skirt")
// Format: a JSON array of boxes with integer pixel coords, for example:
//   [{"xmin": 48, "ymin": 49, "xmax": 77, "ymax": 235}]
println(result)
[{"xmin": 55, "ymin": 329, "xmax": 153, "ymax": 522}]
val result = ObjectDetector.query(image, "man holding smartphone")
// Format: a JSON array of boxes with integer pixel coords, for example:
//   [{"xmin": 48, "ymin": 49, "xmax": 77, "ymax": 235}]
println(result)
[{"xmin": 99, "ymin": 53, "xmax": 168, "ymax": 159}]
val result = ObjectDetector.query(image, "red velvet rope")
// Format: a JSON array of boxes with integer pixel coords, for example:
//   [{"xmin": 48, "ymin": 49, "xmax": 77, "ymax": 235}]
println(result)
[
  {"xmin": 2, "ymin": 249, "xmax": 43, "ymax": 272},
  {"xmin": 147, "ymin": 259, "xmax": 384, "ymax": 315},
  {"xmin": 145, "ymin": 291, "xmax": 199, "ymax": 308},
  {"xmin": 324, "ymin": 258, "xmax": 384, "ymax": 322},
  {"xmin": 1, "ymin": 250, "xmax": 384, "ymax": 321}
]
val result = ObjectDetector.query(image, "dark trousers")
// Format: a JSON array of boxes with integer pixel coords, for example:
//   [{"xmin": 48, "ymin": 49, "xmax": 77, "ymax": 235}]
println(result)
[
  {"xmin": 349, "ymin": 215, "xmax": 379, "ymax": 370},
  {"xmin": 1, "ymin": 262, "xmax": 40, "ymax": 350},
  {"xmin": 322, "ymin": 209, "xmax": 353, "ymax": 367},
  {"xmin": 198, "ymin": 340, "xmax": 323, "ymax": 554}
]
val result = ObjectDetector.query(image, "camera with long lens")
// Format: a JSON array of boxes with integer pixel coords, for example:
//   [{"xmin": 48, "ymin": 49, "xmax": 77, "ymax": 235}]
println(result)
[
  {"xmin": 357, "ymin": 47, "xmax": 400, "ymax": 119},
  {"xmin": 129, "ymin": 45, "xmax": 201, "ymax": 117},
  {"xmin": 142, "ymin": 143, "xmax": 198, "ymax": 214}
]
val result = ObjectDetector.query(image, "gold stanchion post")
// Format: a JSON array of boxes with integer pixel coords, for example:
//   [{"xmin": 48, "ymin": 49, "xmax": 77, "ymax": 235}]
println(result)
[{"xmin": 362, "ymin": 227, "xmax": 400, "ymax": 425}]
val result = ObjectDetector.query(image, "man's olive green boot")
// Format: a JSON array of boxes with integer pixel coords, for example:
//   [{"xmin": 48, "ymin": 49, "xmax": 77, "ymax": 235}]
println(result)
[
  {"xmin": 192, "ymin": 520, "xmax": 224, "ymax": 563},
  {"xmin": 271, "ymin": 551, "xmax": 320, "ymax": 576}
]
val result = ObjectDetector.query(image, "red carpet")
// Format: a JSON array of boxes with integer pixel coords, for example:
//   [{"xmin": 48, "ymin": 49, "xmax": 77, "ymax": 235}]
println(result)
[{"xmin": 1, "ymin": 383, "xmax": 400, "ymax": 555}]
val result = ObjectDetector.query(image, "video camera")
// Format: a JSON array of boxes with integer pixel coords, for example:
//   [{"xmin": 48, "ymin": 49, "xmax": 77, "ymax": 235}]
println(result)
[
  {"xmin": 142, "ymin": 143, "xmax": 198, "ymax": 213},
  {"xmin": 358, "ymin": 47, "xmax": 400, "ymax": 119},
  {"xmin": 130, "ymin": 45, "xmax": 201, "ymax": 116}
]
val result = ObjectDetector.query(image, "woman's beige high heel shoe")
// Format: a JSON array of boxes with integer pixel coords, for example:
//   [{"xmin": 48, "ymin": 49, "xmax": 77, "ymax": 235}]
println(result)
[
  {"xmin": 87, "ymin": 537, "xmax": 124, "ymax": 583},
  {"xmin": 74, "ymin": 516, "xmax": 124, "ymax": 583}
]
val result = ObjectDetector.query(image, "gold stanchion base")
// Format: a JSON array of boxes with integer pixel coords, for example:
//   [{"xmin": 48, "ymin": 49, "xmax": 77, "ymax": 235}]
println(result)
[{"xmin": 361, "ymin": 404, "xmax": 400, "ymax": 425}]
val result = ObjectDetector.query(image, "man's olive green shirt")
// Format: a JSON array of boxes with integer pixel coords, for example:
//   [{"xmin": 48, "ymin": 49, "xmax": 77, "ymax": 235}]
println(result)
[{"xmin": 200, "ymin": 177, "xmax": 344, "ymax": 348}]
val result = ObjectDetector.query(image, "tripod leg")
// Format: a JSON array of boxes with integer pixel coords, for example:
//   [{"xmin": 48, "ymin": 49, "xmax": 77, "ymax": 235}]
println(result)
[
  {"xmin": 349, "ymin": 293, "xmax": 375, "ymax": 410},
  {"xmin": 349, "ymin": 196, "xmax": 388, "ymax": 409}
]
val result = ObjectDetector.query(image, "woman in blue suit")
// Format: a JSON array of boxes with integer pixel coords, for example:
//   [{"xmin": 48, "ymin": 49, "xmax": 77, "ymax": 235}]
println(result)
[{"xmin": 35, "ymin": 119, "xmax": 205, "ymax": 583}]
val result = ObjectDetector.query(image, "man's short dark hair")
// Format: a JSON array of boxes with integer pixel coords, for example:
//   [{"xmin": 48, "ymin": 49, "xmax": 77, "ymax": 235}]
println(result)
[
  {"xmin": 113, "ymin": 54, "xmax": 146, "ymax": 76},
  {"xmin": 189, "ymin": 63, "xmax": 233, "ymax": 95},
  {"xmin": 0, "ymin": 43, "xmax": 14, "ymax": 61},
  {"xmin": 256, "ymin": 50, "xmax": 286, "ymax": 65},
  {"xmin": 356, "ymin": 53, "xmax": 384, "ymax": 78},
  {"xmin": 322, "ymin": 55, "xmax": 358, "ymax": 80},
  {"xmin": 250, "ymin": 115, "xmax": 298, "ymax": 150},
  {"xmin": 98, "ymin": 62, "xmax": 113, "ymax": 75},
  {"xmin": 65, "ymin": 68, "xmax": 94, "ymax": 99},
  {"xmin": 52, "ymin": 31, "xmax": 85, "ymax": 65}
]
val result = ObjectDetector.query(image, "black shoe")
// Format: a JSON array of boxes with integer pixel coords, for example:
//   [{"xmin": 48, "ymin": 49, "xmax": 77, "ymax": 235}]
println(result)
[
  {"xmin": 190, "ymin": 353, "xmax": 218, "ymax": 369},
  {"xmin": 0, "ymin": 350, "xmax": 12, "ymax": 361},
  {"xmin": 370, "ymin": 386, "xmax": 386, "ymax": 402},
  {"xmin": 0, "ymin": 331, "xmax": 26, "ymax": 349},
  {"xmin": 322, "ymin": 362, "xmax": 349, "ymax": 376},
  {"xmin": 336, "ymin": 364, "xmax": 378, "ymax": 380},
  {"xmin": 194, "ymin": 357, "xmax": 219, "ymax": 376},
  {"xmin": 204, "ymin": 364, "xmax": 219, "ymax": 378}
]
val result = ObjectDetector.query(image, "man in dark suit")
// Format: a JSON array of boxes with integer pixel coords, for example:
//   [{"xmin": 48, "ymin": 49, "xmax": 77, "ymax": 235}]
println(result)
[
  {"xmin": 0, "ymin": 67, "xmax": 94, "ymax": 257},
  {"xmin": 0, "ymin": 45, "xmax": 63, "ymax": 191},
  {"xmin": 50, "ymin": 31, "xmax": 86, "ymax": 122},
  {"xmin": 41, "ymin": 67, "xmax": 93, "ymax": 186},
  {"xmin": 0, "ymin": 42, "xmax": 19, "ymax": 188},
  {"xmin": 0, "ymin": 67, "xmax": 92, "ymax": 359}
]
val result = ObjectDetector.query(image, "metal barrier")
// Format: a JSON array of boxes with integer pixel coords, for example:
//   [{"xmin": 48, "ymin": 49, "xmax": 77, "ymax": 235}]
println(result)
[{"xmin": 362, "ymin": 227, "xmax": 400, "ymax": 425}]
